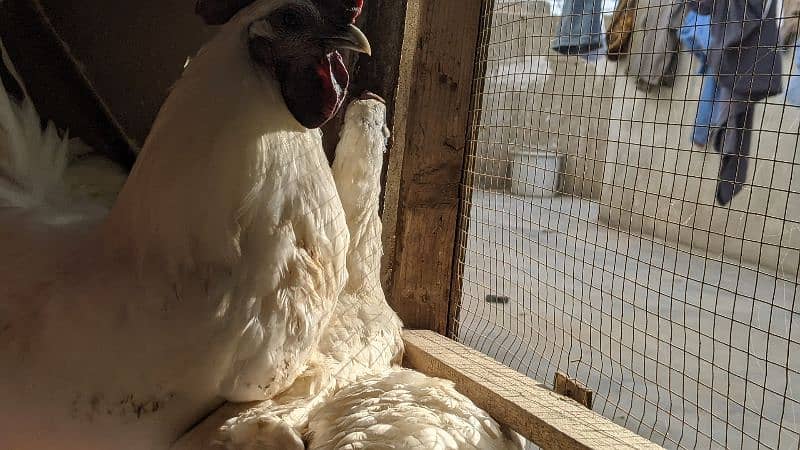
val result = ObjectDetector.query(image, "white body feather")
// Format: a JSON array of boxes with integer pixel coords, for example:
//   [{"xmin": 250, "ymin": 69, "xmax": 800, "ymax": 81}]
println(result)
[
  {"xmin": 0, "ymin": 8, "xmax": 520, "ymax": 447},
  {"xmin": 0, "ymin": 41, "xmax": 68, "ymax": 209},
  {"xmin": 0, "ymin": 3, "xmax": 348, "ymax": 447},
  {"xmin": 212, "ymin": 99, "xmax": 401, "ymax": 449},
  {"xmin": 213, "ymin": 100, "xmax": 522, "ymax": 450},
  {"xmin": 308, "ymin": 369, "xmax": 522, "ymax": 450}
]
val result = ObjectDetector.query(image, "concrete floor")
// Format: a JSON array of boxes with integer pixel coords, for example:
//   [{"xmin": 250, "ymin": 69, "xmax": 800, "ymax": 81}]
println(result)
[{"xmin": 457, "ymin": 190, "xmax": 800, "ymax": 450}]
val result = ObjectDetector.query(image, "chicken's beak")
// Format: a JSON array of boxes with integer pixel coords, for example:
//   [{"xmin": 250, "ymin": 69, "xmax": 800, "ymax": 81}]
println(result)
[{"xmin": 324, "ymin": 24, "xmax": 372, "ymax": 56}]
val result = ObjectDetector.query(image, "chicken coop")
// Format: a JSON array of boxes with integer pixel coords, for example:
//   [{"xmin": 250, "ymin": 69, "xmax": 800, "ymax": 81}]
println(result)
[
  {"xmin": 2, "ymin": 0, "xmax": 799, "ymax": 448},
  {"xmin": 364, "ymin": 0, "xmax": 800, "ymax": 449}
]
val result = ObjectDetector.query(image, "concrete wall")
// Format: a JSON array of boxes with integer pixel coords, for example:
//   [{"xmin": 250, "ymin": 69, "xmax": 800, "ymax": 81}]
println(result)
[
  {"xmin": 473, "ymin": 1, "xmax": 613, "ymax": 200},
  {"xmin": 475, "ymin": 0, "xmax": 800, "ymax": 275},
  {"xmin": 599, "ymin": 51, "xmax": 800, "ymax": 276}
]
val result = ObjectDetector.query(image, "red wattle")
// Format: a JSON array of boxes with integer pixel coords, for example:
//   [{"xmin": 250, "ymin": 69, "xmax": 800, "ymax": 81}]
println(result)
[{"xmin": 315, "ymin": 51, "xmax": 348, "ymax": 122}]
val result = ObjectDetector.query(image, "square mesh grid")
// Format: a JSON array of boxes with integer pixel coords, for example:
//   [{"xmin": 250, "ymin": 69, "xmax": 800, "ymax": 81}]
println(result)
[{"xmin": 452, "ymin": 0, "xmax": 800, "ymax": 448}]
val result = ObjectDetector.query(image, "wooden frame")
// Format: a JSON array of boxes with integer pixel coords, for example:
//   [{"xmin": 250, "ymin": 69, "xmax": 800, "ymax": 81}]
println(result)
[
  {"xmin": 357, "ymin": 1, "xmax": 663, "ymax": 449},
  {"xmin": 359, "ymin": 0, "xmax": 486, "ymax": 334},
  {"xmin": 405, "ymin": 331, "xmax": 663, "ymax": 449}
]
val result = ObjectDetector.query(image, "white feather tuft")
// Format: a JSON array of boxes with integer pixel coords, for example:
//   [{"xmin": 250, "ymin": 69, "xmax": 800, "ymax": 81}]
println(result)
[{"xmin": 0, "ymin": 38, "xmax": 69, "ymax": 209}]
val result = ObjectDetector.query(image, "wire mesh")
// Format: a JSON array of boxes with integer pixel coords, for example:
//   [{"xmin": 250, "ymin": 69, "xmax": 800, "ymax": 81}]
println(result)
[{"xmin": 453, "ymin": 0, "xmax": 800, "ymax": 448}]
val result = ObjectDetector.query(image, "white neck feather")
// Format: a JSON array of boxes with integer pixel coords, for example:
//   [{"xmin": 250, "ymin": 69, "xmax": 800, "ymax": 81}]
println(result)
[
  {"xmin": 332, "ymin": 102, "xmax": 387, "ymax": 294},
  {"xmin": 103, "ymin": 23, "xmax": 313, "ymax": 275}
]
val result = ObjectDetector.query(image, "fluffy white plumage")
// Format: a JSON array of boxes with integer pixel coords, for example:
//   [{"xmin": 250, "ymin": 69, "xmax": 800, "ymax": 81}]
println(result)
[
  {"xmin": 0, "ymin": 1, "xmax": 348, "ymax": 446},
  {"xmin": 307, "ymin": 369, "xmax": 522, "ymax": 450},
  {"xmin": 209, "ymin": 98, "xmax": 401, "ymax": 449},
  {"xmin": 321, "ymin": 98, "xmax": 404, "ymax": 385},
  {"xmin": 0, "ymin": 41, "xmax": 68, "ymax": 210},
  {"xmin": 0, "ymin": 3, "xmax": 520, "ymax": 447},
  {"xmin": 210, "ymin": 99, "xmax": 522, "ymax": 450}
]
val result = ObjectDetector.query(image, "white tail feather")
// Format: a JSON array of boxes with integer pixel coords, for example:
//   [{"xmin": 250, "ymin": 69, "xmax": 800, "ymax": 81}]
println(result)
[{"xmin": 0, "ymin": 38, "xmax": 68, "ymax": 209}]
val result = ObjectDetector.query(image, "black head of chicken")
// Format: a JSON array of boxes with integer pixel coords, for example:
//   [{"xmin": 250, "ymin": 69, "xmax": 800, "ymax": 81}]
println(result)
[{"xmin": 196, "ymin": 0, "xmax": 370, "ymax": 129}]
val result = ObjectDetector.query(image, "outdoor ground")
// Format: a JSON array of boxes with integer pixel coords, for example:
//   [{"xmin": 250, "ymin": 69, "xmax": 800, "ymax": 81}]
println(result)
[{"xmin": 457, "ymin": 190, "xmax": 800, "ymax": 450}]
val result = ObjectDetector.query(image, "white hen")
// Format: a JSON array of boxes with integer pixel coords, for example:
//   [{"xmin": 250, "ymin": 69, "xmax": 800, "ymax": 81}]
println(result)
[
  {"xmin": 307, "ymin": 369, "xmax": 522, "ymax": 450},
  {"xmin": 0, "ymin": 0, "xmax": 371, "ymax": 447},
  {"xmin": 207, "ymin": 98, "xmax": 522, "ymax": 450},
  {"xmin": 204, "ymin": 96, "xmax": 402, "ymax": 450}
]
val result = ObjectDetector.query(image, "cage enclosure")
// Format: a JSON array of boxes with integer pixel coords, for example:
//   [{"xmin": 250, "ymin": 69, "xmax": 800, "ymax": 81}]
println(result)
[{"xmin": 3, "ymin": 0, "xmax": 799, "ymax": 448}]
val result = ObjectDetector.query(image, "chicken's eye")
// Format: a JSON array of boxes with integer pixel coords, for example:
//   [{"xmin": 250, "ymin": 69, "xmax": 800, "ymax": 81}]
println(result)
[{"xmin": 278, "ymin": 9, "xmax": 304, "ymax": 29}]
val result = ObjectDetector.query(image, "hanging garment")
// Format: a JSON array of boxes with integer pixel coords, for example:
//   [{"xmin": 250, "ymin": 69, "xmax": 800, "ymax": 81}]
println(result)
[
  {"xmin": 709, "ymin": 86, "xmax": 756, "ymax": 205},
  {"xmin": 552, "ymin": 0, "xmax": 605, "ymax": 55},
  {"xmin": 693, "ymin": 75, "xmax": 718, "ymax": 146},
  {"xmin": 606, "ymin": 0, "xmax": 638, "ymax": 60},
  {"xmin": 626, "ymin": 0, "xmax": 686, "ymax": 91},
  {"xmin": 698, "ymin": 0, "xmax": 783, "ymax": 101},
  {"xmin": 678, "ymin": 7, "xmax": 715, "ymax": 146},
  {"xmin": 697, "ymin": 0, "xmax": 783, "ymax": 205},
  {"xmin": 678, "ymin": 7, "xmax": 712, "ymax": 73},
  {"xmin": 780, "ymin": 0, "xmax": 800, "ymax": 46}
]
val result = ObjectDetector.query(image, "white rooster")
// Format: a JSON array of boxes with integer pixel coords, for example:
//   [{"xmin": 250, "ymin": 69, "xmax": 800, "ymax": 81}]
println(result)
[
  {"xmin": 1, "ymin": 0, "xmax": 522, "ymax": 447},
  {"xmin": 0, "ymin": 0, "xmax": 371, "ymax": 447},
  {"xmin": 190, "ymin": 97, "xmax": 523, "ymax": 450}
]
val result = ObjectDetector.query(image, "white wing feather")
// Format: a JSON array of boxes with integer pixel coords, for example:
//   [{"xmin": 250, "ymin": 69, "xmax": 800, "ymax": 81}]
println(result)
[
  {"xmin": 307, "ymin": 369, "xmax": 523, "ymax": 450},
  {"xmin": 215, "ymin": 100, "xmax": 521, "ymax": 450},
  {"xmin": 0, "ymin": 38, "xmax": 68, "ymax": 209},
  {"xmin": 0, "ymin": 15, "xmax": 348, "ymax": 449}
]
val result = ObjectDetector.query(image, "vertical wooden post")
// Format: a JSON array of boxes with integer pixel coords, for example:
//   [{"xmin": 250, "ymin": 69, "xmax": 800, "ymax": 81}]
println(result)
[
  {"xmin": 377, "ymin": 0, "xmax": 485, "ymax": 333},
  {"xmin": 447, "ymin": 0, "xmax": 495, "ymax": 338}
]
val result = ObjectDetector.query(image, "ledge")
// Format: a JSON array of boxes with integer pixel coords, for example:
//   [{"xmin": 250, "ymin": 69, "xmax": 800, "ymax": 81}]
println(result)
[{"xmin": 402, "ymin": 330, "xmax": 663, "ymax": 450}]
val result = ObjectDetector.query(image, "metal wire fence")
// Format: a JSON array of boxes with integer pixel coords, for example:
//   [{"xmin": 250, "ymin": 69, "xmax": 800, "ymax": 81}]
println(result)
[{"xmin": 452, "ymin": 0, "xmax": 800, "ymax": 448}]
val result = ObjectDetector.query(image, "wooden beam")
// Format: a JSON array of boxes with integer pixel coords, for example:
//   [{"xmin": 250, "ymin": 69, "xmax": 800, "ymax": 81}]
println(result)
[
  {"xmin": 447, "ymin": 0, "xmax": 494, "ymax": 337},
  {"xmin": 384, "ymin": 0, "xmax": 485, "ymax": 333},
  {"xmin": 403, "ymin": 330, "xmax": 664, "ymax": 450}
]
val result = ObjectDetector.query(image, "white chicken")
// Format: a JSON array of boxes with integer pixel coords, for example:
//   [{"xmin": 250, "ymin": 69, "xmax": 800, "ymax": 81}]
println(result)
[
  {"xmin": 307, "ymin": 369, "xmax": 524, "ymax": 450},
  {"xmin": 195, "ymin": 98, "xmax": 523, "ymax": 450},
  {"xmin": 200, "ymin": 96, "xmax": 404, "ymax": 449},
  {"xmin": 1, "ymin": 0, "xmax": 522, "ymax": 447},
  {"xmin": 0, "ymin": 0, "xmax": 371, "ymax": 447}
]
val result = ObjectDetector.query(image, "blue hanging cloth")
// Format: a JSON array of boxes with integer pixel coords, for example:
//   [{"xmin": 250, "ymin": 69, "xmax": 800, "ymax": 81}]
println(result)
[
  {"xmin": 679, "ymin": 7, "xmax": 716, "ymax": 147},
  {"xmin": 788, "ymin": 39, "xmax": 800, "ymax": 107},
  {"xmin": 551, "ymin": 0, "xmax": 605, "ymax": 55},
  {"xmin": 678, "ymin": 8, "xmax": 711, "ymax": 74}
]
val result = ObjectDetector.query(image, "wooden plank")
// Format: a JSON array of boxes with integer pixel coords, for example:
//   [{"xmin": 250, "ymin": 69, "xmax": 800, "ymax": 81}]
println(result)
[
  {"xmin": 350, "ymin": 0, "xmax": 408, "ymax": 121},
  {"xmin": 386, "ymin": 0, "xmax": 485, "ymax": 333},
  {"xmin": 375, "ymin": 0, "xmax": 419, "ymax": 293},
  {"xmin": 447, "ymin": 0, "xmax": 495, "ymax": 338},
  {"xmin": 403, "ymin": 330, "xmax": 664, "ymax": 450},
  {"xmin": 554, "ymin": 372, "xmax": 594, "ymax": 410}
]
